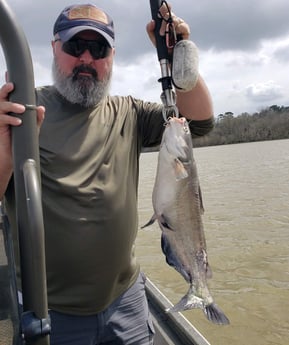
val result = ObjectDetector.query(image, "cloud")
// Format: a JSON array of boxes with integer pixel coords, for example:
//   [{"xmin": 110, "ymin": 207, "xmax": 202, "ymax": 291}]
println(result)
[
  {"xmin": 177, "ymin": 0, "xmax": 289, "ymax": 51},
  {"xmin": 274, "ymin": 45, "xmax": 289, "ymax": 62},
  {"xmin": 111, "ymin": 53, "xmax": 160, "ymax": 102},
  {"xmin": 246, "ymin": 81, "xmax": 283, "ymax": 103},
  {"xmin": 270, "ymin": 37, "xmax": 289, "ymax": 63},
  {"xmin": 5, "ymin": 0, "xmax": 289, "ymax": 59},
  {"xmin": 1, "ymin": 0, "xmax": 289, "ymax": 116}
]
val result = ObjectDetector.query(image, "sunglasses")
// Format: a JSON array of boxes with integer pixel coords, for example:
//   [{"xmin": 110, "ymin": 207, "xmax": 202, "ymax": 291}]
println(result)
[{"xmin": 56, "ymin": 38, "xmax": 111, "ymax": 60}]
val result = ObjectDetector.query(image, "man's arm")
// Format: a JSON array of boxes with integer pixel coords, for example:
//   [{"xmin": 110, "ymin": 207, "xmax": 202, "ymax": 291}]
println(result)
[{"xmin": 176, "ymin": 76, "xmax": 213, "ymax": 121}]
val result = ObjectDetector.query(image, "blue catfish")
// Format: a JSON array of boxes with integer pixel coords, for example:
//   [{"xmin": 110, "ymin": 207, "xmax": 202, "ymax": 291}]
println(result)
[{"xmin": 143, "ymin": 117, "xmax": 229, "ymax": 325}]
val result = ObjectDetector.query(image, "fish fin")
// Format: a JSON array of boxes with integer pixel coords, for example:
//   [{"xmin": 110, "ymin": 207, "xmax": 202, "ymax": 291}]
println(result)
[
  {"xmin": 206, "ymin": 263, "xmax": 213, "ymax": 279},
  {"xmin": 142, "ymin": 214, "xmax": 174, "ymax": 231},
  {"xmin": 198, "ymin": 185, "xmax": 205, "ymax": 214},
  {"xmin": 161, "ymin": 233, "xmax": 191, "ymax": 283},
  {"xmin": 167, "ymin": 288, "xmax": 230, "ymax": 326},
  {"xmin": 173, "ymin": 158, "xmax": 188, "ymax": 180},
  {"xmin": 204, "ymin": 303, "xmax": 230, "ymax": 325},
  {"xmin": 167, "ymin": 288, "xmax": 204, "ymax": 313},
  {"xmin": 141, "ymin": 215, "xmax": 156, "ymax": 229},
  {"xmin": 159, "ymin": 214, "xmax": 174, "ymax": 231}
]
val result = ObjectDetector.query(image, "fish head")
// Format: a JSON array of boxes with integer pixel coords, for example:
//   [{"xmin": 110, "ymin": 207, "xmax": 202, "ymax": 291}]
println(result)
[{"xmin": 162, "ymin": 117, "xmax": 192, "ymax": 163}]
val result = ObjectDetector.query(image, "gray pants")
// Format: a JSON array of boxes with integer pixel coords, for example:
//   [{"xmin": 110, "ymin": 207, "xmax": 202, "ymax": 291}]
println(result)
[{"xmin": 49, "ymin": 273, "xmax": 155, "ymax": 345}]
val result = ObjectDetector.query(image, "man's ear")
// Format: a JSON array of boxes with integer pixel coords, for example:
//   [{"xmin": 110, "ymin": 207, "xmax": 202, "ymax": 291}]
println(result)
[{"xmin": 51, "ymin": 40, "xmax": 57, "ymax": 56}]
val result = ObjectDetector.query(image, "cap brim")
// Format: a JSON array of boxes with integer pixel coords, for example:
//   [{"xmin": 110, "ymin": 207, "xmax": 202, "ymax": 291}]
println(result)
[{"xmin": 58, "ymin": 26, "xmax": 114, "ymax": 47}]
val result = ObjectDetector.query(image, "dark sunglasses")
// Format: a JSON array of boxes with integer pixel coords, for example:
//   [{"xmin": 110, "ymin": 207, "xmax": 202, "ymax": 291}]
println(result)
[{"xmin": 56, "ymin": 38, "xmax": 111, "ymax": 60}]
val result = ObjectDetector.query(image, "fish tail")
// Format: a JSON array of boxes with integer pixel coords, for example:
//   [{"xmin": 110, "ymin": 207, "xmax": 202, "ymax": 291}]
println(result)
[
  {"xmin": 167, "ymin": 292, "xmax": 204, "ymax": 313},
  {"xmin": 167, "ymin": 289, "xmax": 230, "ymax": 326},
  {"xmin": 204, "ymin": 303, "xmax": 230, "ymax": 325}
]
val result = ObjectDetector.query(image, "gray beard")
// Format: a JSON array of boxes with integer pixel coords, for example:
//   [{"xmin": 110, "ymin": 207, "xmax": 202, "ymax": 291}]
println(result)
[{"xmin": 52, "ymin": 59, "xmax": 112, "ymax": 108}]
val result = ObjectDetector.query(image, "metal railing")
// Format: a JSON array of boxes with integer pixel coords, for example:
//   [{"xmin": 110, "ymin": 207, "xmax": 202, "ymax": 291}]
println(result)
[{"xmin": 0, "ymin": 1, "xmax": 50, "ymax": 343}]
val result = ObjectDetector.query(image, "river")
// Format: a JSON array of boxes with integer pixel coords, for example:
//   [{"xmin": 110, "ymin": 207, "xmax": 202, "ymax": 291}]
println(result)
[{"xmin": 136, "ymin": 139, "xmax": 289, "ymax": 345}]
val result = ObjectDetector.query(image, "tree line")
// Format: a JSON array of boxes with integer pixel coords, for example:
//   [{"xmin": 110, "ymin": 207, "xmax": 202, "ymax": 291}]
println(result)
[{"xmin": 193, "ymin": 105, "xmax": 289, "ymax": 147}]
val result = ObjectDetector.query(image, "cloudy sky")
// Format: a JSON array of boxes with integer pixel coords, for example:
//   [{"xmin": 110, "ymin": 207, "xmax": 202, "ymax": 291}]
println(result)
[{"xmin": 0, "ymin": 0, "xmax": 289, "ymax": 116}]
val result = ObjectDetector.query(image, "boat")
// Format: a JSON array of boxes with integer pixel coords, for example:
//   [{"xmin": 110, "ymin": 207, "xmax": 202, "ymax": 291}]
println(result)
[{"xmin": 146, "ymin": 276, "xmax": 211, "ymax": 345}]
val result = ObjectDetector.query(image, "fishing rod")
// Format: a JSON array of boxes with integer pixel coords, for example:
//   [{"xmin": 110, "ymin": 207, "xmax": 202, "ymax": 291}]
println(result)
[
  {"xmin": 150, "ymin": 0, "xmax": 179, "ymax": 120},
  {"xmin": 0, "ymin": 1, "xmax": 50, "ymax": 344},
  {"xmin": 150, "ymin": 0, "xmax": 199, "ymax": 120}
]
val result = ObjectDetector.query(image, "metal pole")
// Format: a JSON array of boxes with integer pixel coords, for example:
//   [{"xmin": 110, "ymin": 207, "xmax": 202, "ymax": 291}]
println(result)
[{"xmin": 0, "ymin": 1, "xmax": 50, "ymax": 344}]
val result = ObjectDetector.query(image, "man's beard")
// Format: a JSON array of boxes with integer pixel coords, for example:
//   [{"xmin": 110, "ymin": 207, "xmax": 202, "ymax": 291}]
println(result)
[{"xmin": 52, "ymin": 59, "xmax": 112, "ymax": 108}]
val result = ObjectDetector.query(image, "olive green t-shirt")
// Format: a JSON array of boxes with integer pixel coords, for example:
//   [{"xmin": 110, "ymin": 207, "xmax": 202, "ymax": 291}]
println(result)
[{"xmin": 5, "ymin": 86, "xmax": 214, "ymax": 315}]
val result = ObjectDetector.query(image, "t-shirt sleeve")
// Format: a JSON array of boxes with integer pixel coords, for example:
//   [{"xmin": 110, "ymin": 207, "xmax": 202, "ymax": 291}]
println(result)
[{"xmin": 188, "ymin": 117, "xmax": 215, "ymax": 138}]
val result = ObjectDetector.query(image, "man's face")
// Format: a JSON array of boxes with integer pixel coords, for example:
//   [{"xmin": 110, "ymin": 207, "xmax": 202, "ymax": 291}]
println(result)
[
  {"xmin": 52, "ymin": 30, "xmax": 114, "ymax": 107},
  {"xmin": 53, "ymin": 30, "xmax": 114, "ymax": 81}
]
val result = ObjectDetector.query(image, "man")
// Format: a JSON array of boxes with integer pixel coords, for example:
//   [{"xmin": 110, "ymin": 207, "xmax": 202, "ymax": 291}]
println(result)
[{"xmin": 0, "ymin": 3, "xmax": 214, "ymax": 344}]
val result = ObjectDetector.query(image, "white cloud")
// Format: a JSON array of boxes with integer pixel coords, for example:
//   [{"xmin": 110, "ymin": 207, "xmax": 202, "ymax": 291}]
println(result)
[
  {"xmin": 193, "ymin": 32, "xmax": 289, "ymax": 115},
  {"xmin": 1, "ymin": 0, "xmax": 289, "ymax": 117},
  {"xmin": 246, "ymin": 81, "xmax": 283, "ymax": 102},
  {"xmin": 111, "ymin": 53, "xmax": 160, "ymax": 102}
]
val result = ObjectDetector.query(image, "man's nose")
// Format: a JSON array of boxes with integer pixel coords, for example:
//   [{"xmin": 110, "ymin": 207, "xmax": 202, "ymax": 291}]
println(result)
[{"xmin": 79, "ymin": 49, "xmax": 94, "ymax": 63}]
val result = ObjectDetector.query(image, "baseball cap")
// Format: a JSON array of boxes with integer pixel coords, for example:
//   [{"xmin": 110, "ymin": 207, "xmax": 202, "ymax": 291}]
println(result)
[{"xmin": 53, "ymin": 4, "xmax": 115, "ymax": 47}]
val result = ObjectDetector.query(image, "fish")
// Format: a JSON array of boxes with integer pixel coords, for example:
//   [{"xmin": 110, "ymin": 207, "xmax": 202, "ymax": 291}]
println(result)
[{"xmin": 142, "ymin": 116, "xmax": 229, "ymax": 325}]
